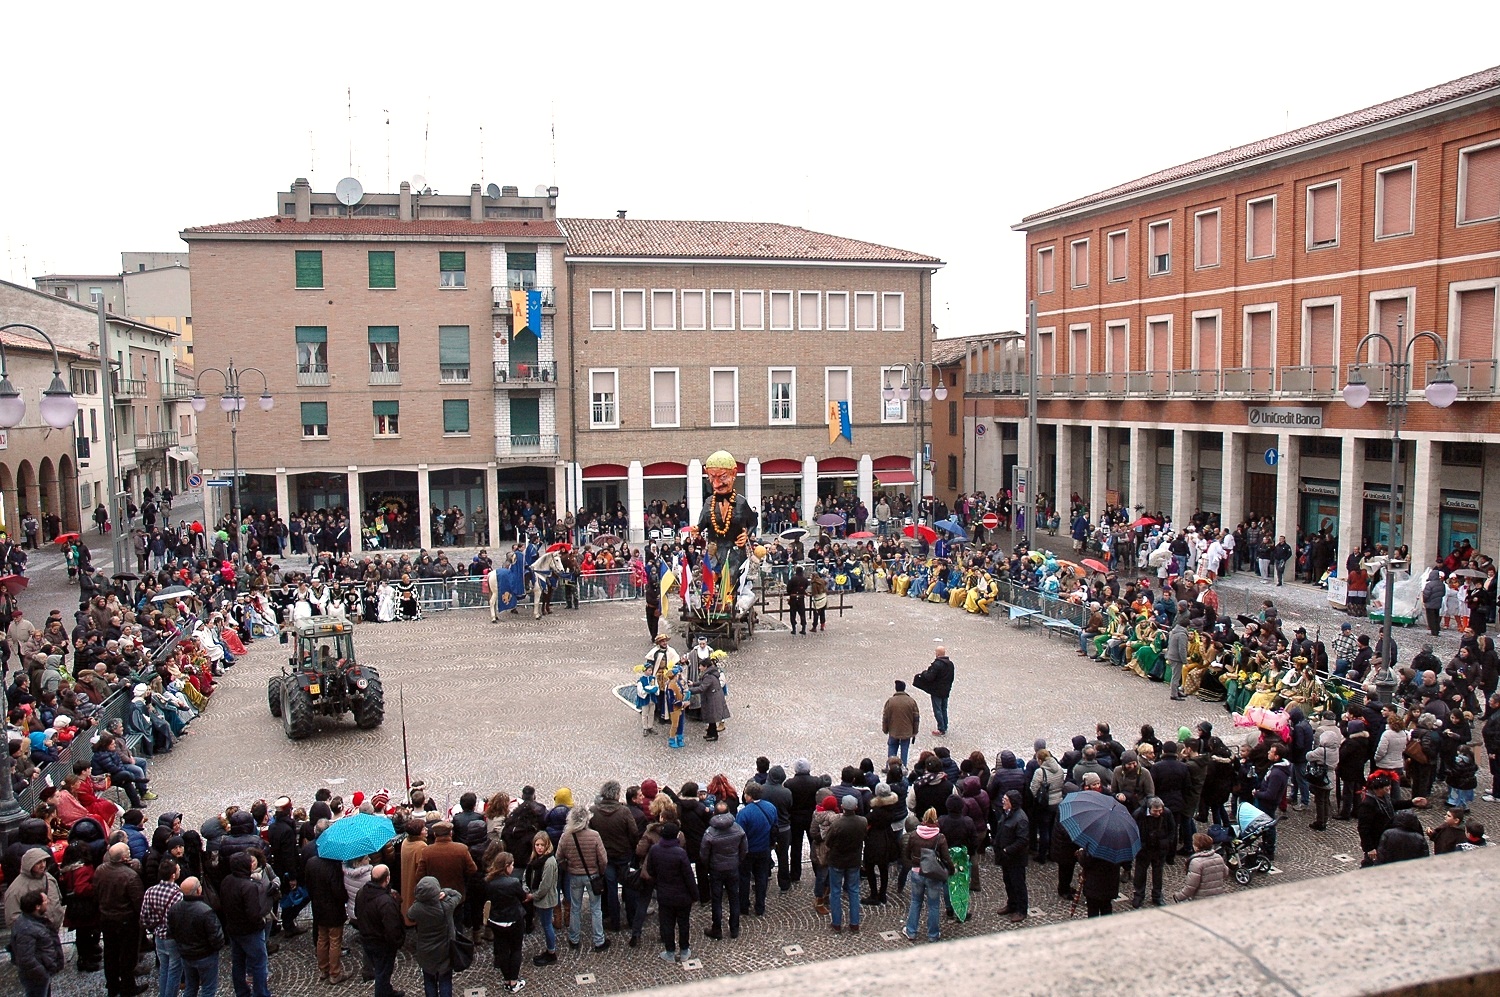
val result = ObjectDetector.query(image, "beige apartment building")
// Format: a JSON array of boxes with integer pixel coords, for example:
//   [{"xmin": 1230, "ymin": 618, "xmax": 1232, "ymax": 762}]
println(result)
[
  {"xmin": 562, "ymin": 218, "xmax": 943, "ymax": 542},
  {"xmin": 182, "ymin": 178, "xmax": 569, "ymax": 550}
]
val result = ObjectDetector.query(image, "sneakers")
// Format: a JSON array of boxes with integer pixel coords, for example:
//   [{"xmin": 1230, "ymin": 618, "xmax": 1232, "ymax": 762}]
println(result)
[
  {"xmin": 531, "ymin": 951, "xmax": 556, "ymax": 966},
  {"xmin": 659, "ymin": 951, "xmax": 677, "ymax": 963},
  {"xmin": 593, "ymin": 940, "xmax": 611, "ymax": 954},
  {"xmin": 504, "ymin": 982, "xmax": 526, "ymax": 995},
  {"xmin": 142, "ymin": 791, "xmax": 159, "ymax": 801},
  {"xmin": 1484, "ymin": 795, "xmax": 1496, "ymax": 803},
  {"xmin": 679, "ymin": 948, "xmax": 693, "ymax": 961},
  {"xmin": 901, "ymin": 929, "xmax": 917, "ymax": 942}
]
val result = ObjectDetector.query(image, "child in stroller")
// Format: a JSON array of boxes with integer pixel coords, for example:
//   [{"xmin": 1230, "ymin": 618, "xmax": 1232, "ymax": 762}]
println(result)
[{"xmin": 1210, "ymin": 802, "xmax": 1278, "ymax": 885}]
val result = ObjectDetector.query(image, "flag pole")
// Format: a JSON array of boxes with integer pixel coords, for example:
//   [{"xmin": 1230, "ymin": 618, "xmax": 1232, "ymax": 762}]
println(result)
[{"xmin": 400, "ymin": 685, "xmax": 412, "ymax": 796}]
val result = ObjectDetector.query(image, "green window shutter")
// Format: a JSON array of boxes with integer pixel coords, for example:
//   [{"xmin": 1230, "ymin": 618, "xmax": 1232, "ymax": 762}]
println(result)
[
  {"xmin": 442, "ymin": 399, "xmax": 470, "ymax": 434},
  {"xmin": 295, "ymin": 325, "xmax": 327, "ymax": 344},
  {"xmin": 372, "ymin": 400, "xmax": 399, "ymax": 417},
  {"xmin": 439, "ymin": 251, "xmax": 466, "ymax": 271},
  {"xmin": 438, "ymin": 326, "xmax": 470, "ymax": 364},
  {"xmin": 507, "ymin": 252, "xmax": 537, "ymax": 271},
  {"xmin": 368, "ymin": 250, "xmax": 396, "ymax": 288},
  {"xmin": 300, "ymin": 402, "xmax": 328, "ymax": 425},
  {"xmin": 295, "ymin": 250, "xmax": 323, "ymax": 288},
  {"xmin": 367, "ymin": 326, "xmax": 400, "ymax": 344},
  {"xmin": 509, "ymin": 396, "xmax": 540, "ymax": 436}
]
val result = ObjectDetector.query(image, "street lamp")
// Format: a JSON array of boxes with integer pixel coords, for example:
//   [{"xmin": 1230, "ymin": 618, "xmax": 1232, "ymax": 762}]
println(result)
[
  {"xmin": 0, "ymin": 323, "xmax": 81, "ymax": 430},
  {"xmin": 192, "ymin": 359, "xmax": 273, "ymax": 548},
  {"xmin": 883, "ymin": 361, "xmax": 947, "ymax": 518},
  {"xmin": 1341, "ymin": 315, "xmax": 1456, "ymax": 702}
]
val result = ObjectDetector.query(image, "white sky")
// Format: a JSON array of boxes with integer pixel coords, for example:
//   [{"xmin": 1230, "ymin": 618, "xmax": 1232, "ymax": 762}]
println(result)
[{"xmin": 4, "ymin": 1, "xmax": 1497, "ymax": 337}]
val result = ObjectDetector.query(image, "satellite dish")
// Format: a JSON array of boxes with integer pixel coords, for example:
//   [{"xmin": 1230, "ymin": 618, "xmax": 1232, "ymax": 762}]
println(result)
[
  {"xmin": 411, "ymin": 174, "xmax": 426, "ymax": 190},
  {"xmin": 335, "ymin": 177, "xmax": 364, "ymax": 206},
  {"xmin": 486, "ymin": 183, "xmax": 501, "ymax": 199},
  {"xmin": 534, "ymin": 184, "xmax": 548, "ymax": 196}
]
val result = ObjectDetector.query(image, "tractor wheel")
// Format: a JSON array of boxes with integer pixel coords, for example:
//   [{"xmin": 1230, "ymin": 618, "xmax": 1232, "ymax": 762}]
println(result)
[
  {"xmin": 352, "ymin": 673, "xmax": 385, "ymax": 729},
  {"xmin": 267, "ymin": 675, "xmax": 284, "ymax": 718},
  {"xmin": 282, "ymin": 680, "xmax": 316, "ymax": 740}
]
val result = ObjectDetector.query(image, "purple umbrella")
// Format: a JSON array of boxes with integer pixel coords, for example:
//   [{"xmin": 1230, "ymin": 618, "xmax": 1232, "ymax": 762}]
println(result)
[{"xmin": 815, "ymin": 513, "xmax": 844, "ymax": 528}]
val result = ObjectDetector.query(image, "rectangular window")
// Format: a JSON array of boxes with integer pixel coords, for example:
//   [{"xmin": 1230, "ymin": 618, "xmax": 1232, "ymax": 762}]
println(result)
[
  {"xmin": 367, "ymin": 327, "xmax": 399, "ymax": 377},
  {"xmin": 1193, "ymin": 313, "xmax": 1220, "ymax": 368},
  {"xmin": 1454, "ymin": 286, "xmax": 1497, "ymax": 360},
  {"xmin": 1107, "ymin": 230, "xmax": 1128, "ymax": 281},
  {"xmin": 826, "ymin": 291, "xmax": 849, "ymax": 330},
  {"xmin": 825, "ymin": 367, "xmax": 852, "ymax": 424},
  {"xmin": 295, "ymin": 326, "xmax": 328, "ymax": 373},
  {"xmin": 1195, "ymin": 209, "xmax": 1220, "ymax": 268},
  {"xmin": 300, "ymin": 401, "xmax": 328, "ymax": 439},
  {"xmin": 373, "ymin": 400, "xmax": 399, "ymax": 436},
  {"xmin": 711, "ymin": 290, "xmax": 734, "ymax": 330},
  {"xmin": 1105, "ymin": 321, "xmax": 1128, "ymax": 372},
  {"xmin": 442, "ymin": 399, "xmax": 470, "ymax": 435},
  {"xmin": 650, "ymin": 368, "xmax": 679, "ymax": 428},
  {"xmin": 882, "ymin": 292, "xmax": 905, "ymax": 331},
  {"xmin": 438, "ymin": 325, "xmax": 470, "ymax": 381},
  {"xmin": 1036, "ymin": 246, "xmax": 1055, "ymax": 293},
  {"xmin": 947, "ymin": 454, "xmax": 959, "ymax": 490},
  {"xmin": 1038, "ymin": 328, "xmax": 1056, "ymax": 376},
  {"xmin": 589, "ymin": 369, "xmax": 618, "ymax": 428},
  {"xmin": 590, "ymin": 289, "xmax": 615, "ymax": 330},
  {"xmin": 1376, "ymin": 163, "xmax": 1416, "ymax": 238},
  {"xmin": 769, "ymin": 367, "xmax": 795, "ymax": 424},
  {"xmin": 681, "ymin": 290, "xmax": 706, "ymax": 330},
  {"xmin": 1147, "ymin": 318, "xmax": 1170, "ymax": 372},
  {"xmin": 853, "ymin": 292, "xmax": 877, "ymax": 331},
  {"xmin": 740, "ymin": 290, "xmax": 764, "ymax": 330},
  {"xmin": 1244, "ymin": 307, "xmax": 1274, "ymax": 369},
  {"xmin": 1069, "ymin": 325, "xmax": 1090, "ymax": 374},
  {"xmin": 798, "ymin": 291, "xmax": 821, "ymax": 330},
  {"xmin": 439, "ymin": 250, "xmax": 466, "ymax": 287},
  {"xmin": 770, "ymin": 291, "xmax": 793, "ymax": 330},
  {"xmin": 1148, "ymin": 220, "xmax": 1171, "ymax": 275},
  {"xmin": 620, "ymin": 290, "xmax": 646, "ymax": 330},
  {"xmin": 295, "ymin": 250, "xmax": 323, "ymax": 288},
  {"xmin": 506, "ymin": 252, "xmax": 538, "ymax": 288},
  {"xmin": 368, "ymin": 250, "xmax": 396, "ymax": 288},
  {"xmin": 1458, "ymin": 142, "xmax": 1500, "ymax": 224},
  {"xmin": 1305, "ymin": 302, "xmax": 1338, "ymax": 366},
  {"xmin": 880, "ymin": 367, "xmax": 906, "ymax": 422},
  {"xmin": 1306, "ymin": 181, "xmax": 1339, "ymax": 249},
  {"xmin": 710, "ymin": 368, "xmax": 739, "ymax": 426},
  {"xmin": 1247, "ymin": 196, "xmax": 1276, "ymax": 259},
  {"xmin": 651, "ymin": 289, "xmax": 675, "ymax": 330},
  {"xmin": 1070, "ymin": 239, "xmax": 1089, "ymax": 287},
  {"xmin": 947, "ymin": 400, "xmax": 958, "ymax": 436}
]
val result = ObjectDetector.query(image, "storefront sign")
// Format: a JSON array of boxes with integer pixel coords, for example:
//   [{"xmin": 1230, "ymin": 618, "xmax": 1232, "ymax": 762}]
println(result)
[
  {"xmin": 1247, "ymin": 406, "xmax": 1323, "ymax": 428},
  {"xmin": 1441, "ymin": 493, "xmax": 1480, "ymax": 511},
  {"xmin": 1299, "ymin": 481, "xmax": 1340, "ymax": 497},
  {"xmin": 0, "ymin": 429, "xmax": 7, "ymax": 451},
  {"xmin": 1363, "ymin": 486, "xmax": 1405, "ymax": 502}
]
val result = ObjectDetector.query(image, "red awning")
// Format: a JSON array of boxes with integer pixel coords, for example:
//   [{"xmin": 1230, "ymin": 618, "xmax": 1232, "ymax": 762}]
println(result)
[
  {"xmin": 872, "ymin": 455, "xmax": 911, "ymax": 471},
  {"xmin": 817, "ymin": 456, "xmax": 858, "ymax": 474},
  {"xmin": 760, "ymin": 458, "xmax": 803, "ymax": 475},
  {"xmin": 875, "ymin": 471, "xmax": 916, "ymax": 486},
  {"xmin": 583, "ymin": 463, "xmax": 629, "ymax": 480},
  {"xmin": 643, "ymin": 461, "xmax": 687, "ymax": 478}
]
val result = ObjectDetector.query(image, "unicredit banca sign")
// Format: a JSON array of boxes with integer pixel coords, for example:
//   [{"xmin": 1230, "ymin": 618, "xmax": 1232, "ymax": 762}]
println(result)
[{"xmin": 1247, "ymin": 406, "xmax": 1323, "ymax": 428}]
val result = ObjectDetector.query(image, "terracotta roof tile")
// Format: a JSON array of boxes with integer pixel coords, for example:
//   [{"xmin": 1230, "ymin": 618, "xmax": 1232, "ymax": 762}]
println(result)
[
  {"xmin": 181, "ymin": 216, "xmax": 564, "ymax": 238},
  {"xmin": 1018, "ymin": 64, "xmax": 1500, "ymax": 227},
  {"xmin": 931, "ymin": 332, "xmax": 1021, "ymax": 366},
  {"xmin": 561, "ymin": 217, "xmax": 941, "ymax": 264}
]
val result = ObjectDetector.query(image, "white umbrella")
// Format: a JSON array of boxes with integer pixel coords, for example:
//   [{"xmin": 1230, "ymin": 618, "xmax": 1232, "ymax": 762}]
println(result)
[{"xmin": 150, "ymin": 585, "xmax": 194, "ymax": 603}]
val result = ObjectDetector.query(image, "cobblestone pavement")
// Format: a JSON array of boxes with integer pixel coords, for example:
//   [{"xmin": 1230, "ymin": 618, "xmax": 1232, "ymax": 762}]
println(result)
[{"xmin": 8, "ymin": 578, "xmax": 1496, "ymax": 997}]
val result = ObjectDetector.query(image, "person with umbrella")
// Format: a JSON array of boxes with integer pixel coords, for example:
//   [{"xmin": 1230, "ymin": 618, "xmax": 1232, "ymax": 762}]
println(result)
[{"xmin": 1060, "ymin": 774, "xmax": 1138, "ymax": 917}]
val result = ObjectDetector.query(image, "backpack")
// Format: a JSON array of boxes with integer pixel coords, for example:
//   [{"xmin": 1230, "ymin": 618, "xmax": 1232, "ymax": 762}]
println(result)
[{"xmin": 1305, "ymin": 755, "xmax": 1331, "ymax": 789}]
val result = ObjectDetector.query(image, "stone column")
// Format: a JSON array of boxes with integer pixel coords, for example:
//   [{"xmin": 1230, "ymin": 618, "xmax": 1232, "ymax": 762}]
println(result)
[
  {"xmin": 274, "ymin": 469, "xmax": 290, "ymax": 522},
  {"xmin": 347, "ymin": 469, "xmax": 362, "ymax": 553},
  {"xmin": 1275, "ymin": 433, "xmax": 1300, "ymax": 550},
  {"xmin": 1408, "ymin": 437, "xmax": 1438, "ymax": 570},
  {"xmin": 485, "ymin": 463, "xmax": 501, "ymax": 546},
  {"xmin": 552, "ymin": 464, "xmax": 567, "ymax": 522},
  {"xmin": 1172, "ymin": 430, "xmax": 1199, "ymax": 530},
  {"xmin": 1128, "ymin": 426, "xmax": 1151, "ymax": 513},
  {"xmin": 801, "ymin": 456, "xmax": 818, "ymax": 523},
  {"xmin": 857, "ymin": 453, "xmax": 873, "ymax": 517},
  {"xmin": 1337, "ymin": 435, "xmax": 1366, "ymax": 570},
  {"xmin": 627, "ymin": 460, "xmax": 645, "ymax": 544},
  {"xmin": 417, "ymin": 465, "xmax": 433, "ymax": 548},
  {"xmin": 1089, "ymin": 425, "xmax": 1106, "ymax": 520},
  {"xmin": 1223, "ymin": 431, "xmax": 1245, "ymax": 528},
  {"xmin": 745, "ymin": 457, "xmax": 762, "ymax": 532},
  {"xmin": 687, "ymin": 458, "xmax": 704, "ymax": 525},
  {"xmin": 1055, "ymin": 425, "xmax": 1074, "ymax": 515}
]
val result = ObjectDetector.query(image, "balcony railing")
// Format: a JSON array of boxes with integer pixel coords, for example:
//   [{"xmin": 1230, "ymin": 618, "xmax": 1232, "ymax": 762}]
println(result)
[
  {"xmin": 1170, "ymin": 368, "xmax": 1220, "ymax": 397},
  {"xmin": 1220, "ymin": 367, "xmax": 1275, "ymax": 396},
  {"xmin": 369, "ymin": 362, "xmax": 401, "ymax": 386},
  {"xmin": 497, "ymin": 433, "xmax": 560, "ymax": 458},
  {"xmin": 1086, "ymin": 372, "xmax": 1125, "ymax": 396},
  {"xmin": 133, "ymin": 431, "xmax": 178, "ymax": 451},
  {"xmin": 491, "ymin": 284, "xmax": 557, "ymax": 310},
  {"xmin": 1126, "ymin": 370, "xmax": 1170, "ymax": 396},
  {"xmin": 162, "ymin": 382, "xmax": 195, "ymax": 400},
  {"xmin": 113, "ymin": 376, "xmax": 147, "ymax": 398},
  {"xmin": 297, "ymin": 363, "xmax": 331, "ymax": 387},
  {"xmin": 493, "ymin": 360, "xmax": 557, "ymax": 384},
  {"xmin": 965, "ymin": 371, "xmax": 1028, "ymax": 394},
  {"xmin": 440, "ymin": 364, "xmax": 471, "ymax": 383},
  {"xmin": 1044, "ymin": 372, "xmax": 1088, "ymax": 396},
  {"xmin": 1279, "ymin": 364, "xmax": 1340, "ymax": 397},
  {"xmin": 1428, "ymin": 358, "xmax": 1498, "ymax": 398},
  {"xmin": 1344, "ymin": 362, "xmax": 1391, "ymax": 401},
  {"xmin": 711, "ymin": 401, "xmax": 738, "ymax": 425},
  {"xmin": 652, "ymin": 404, "xmax": 679, "ymax": 426}
]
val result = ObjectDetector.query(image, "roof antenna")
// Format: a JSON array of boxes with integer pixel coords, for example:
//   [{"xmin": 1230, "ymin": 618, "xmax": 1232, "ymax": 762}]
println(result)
[
  {"xmin": 347, "ymin": 86, "xmax": 354, "ymax": 175},
  {"xmin": 424, "ymin": 99, "xmax": 431, "ymax": 186},
  {"xmin": 479, "ymin": 124, "xmax": 484, "ymax": 188},
  {"xmin": 384, "ymin": 109, "xmax": 392, "ymax": 191},
  {"xmin": 550, "ymin": 100, "xmax": 558, "ymax": 185},
  {"xmin": 309, "ymin": 130, "xmax": 316, "ymax": 174}
]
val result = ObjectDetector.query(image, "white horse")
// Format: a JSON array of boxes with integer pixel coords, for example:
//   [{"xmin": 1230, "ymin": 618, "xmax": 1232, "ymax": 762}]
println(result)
[{"xmin": 488, "ymin": 549, "xmax": 567, "ymax": 621}]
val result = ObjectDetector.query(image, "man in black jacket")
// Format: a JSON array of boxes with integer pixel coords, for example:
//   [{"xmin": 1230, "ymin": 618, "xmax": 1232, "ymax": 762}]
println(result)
[
  {"xmin": 12, "ymin": 889, "xmax": 64, "ymax": 997},
  {"xmin": 785, "ymin": 759, "xmax": 820, "ymax": 883},
  {"xmin": 913, "ymin": 647, "xmax": 956, "ymax": 737},
  {"xmin": 266, "ymin": 797, "xmax": 305, "ymax": 937},
  {"xmin": 1356, "ymin": 774, "xmax": 1426, "ymax": 867},
  {"xmin": 1130, "ymin": 798, "xmax": 1175, "ymax": 909},
  {"xmin": 304, "ymin": 851, "xmax": 349, "ymax": 984},
  {"xmin": 355, "ymin": 864, "xmax": 406, "ymax": 997},
  {"xmin": 168, "ymin": 878, "xmax": 224, "ymax": 997},
  {"xmin": 993, "ymin": 790, "xmax": 1030, "ymax": 922},
  {"xmin": 219, "ymin": 852, "xmax": 271, "ymax": 997}
]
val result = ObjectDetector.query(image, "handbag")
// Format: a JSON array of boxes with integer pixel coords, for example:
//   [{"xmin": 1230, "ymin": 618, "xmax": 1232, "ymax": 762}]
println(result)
[
  {"xmin": 918, "ymin": 847, "xmax": 949, "ymax": 882},
  {"xmin": 449, "ymin": 931, "xmax": 475, "ymax": 973},
  {"xmin": 1402, "ymin": 736, "xmax": 1428, "ymax": 765},
  {"xmin": 573, "ymin": 831, "xmax": 605, "ymax": 897}
]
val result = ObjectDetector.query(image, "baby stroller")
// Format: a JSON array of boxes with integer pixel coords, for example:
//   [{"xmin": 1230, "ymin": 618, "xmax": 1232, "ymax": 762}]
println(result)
[{"xmin": 1213, "ymin": 802, "xmax": 1277, "ymax": 886}]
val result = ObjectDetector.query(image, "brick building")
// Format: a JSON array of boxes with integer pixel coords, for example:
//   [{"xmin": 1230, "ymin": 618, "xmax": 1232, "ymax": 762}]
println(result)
[
  {"xmin": 561, "ymin": 217, "xmax": 942, "ymax": 542},
  {"xmin": 182, "ymin": 179, "xmax": 569, "ymax": 550},
  {"xmin": 986, "ymin": 65, "xmax": 1500, "ymax": 569}
]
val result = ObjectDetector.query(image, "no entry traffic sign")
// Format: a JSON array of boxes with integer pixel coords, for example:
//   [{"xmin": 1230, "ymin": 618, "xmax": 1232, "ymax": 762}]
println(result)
[{"xmin": 982, "ymin": 512, "xmax": 1000, "ymax": 530}]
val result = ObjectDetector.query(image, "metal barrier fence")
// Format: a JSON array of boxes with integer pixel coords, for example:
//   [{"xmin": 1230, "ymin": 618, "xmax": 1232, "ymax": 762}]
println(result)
[
  {"xmin": 407, "ymin": 568, "xmax": 645, "ymax": 614},
  {"xmin": 991, "ymin": 577, "xmax": 1089, "ymax": 627},
  {"xmin": 16, "ymin": 688, "xmax": 137, "ymax": 813}
]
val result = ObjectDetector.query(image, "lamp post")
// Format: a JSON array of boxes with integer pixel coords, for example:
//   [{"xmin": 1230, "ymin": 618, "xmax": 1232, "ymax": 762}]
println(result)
[
  {"xmin": 1341, "ymin": 315, "xmax": 1457, "ymax": 703},
  {"xmin": 191, "ymin": 359, "xmax": 273, "ymax": 547},
  {"xmin": 0, "ymin": 320, "xmax": 82, "ymax": 532},
  {"xmin": 882, "ymin": 360, "xmax": 948, "ymax": 521}
]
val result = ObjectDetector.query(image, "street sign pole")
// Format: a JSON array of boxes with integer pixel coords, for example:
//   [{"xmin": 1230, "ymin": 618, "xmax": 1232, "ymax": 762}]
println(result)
[{"xmin": 1026, "ymin": 298, "xmax": 1039, "ymax": 550}]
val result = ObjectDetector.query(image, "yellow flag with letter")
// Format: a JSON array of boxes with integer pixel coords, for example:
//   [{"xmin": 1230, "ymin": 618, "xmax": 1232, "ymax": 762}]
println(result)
[
  {"xmin": 828, "ymin": 401, "xmax": 840, "ymax": 444},
  {"xmin": 511, "ymin": 289, "xmax": 527, "ymax": 338}
]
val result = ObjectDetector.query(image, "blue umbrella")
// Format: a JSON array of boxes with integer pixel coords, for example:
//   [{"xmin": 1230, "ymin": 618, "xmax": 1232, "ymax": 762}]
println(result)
[
  {"xmin": 316, "ymin": 812, "xmax": 398, "ymax": 861},
  {"xmin": 935, "ymin": 517, "xmax": 969, "ymax": 541},
  {"xmin": 1058, "ymin": 791, "xmax": 1140, "ymax": 863}
]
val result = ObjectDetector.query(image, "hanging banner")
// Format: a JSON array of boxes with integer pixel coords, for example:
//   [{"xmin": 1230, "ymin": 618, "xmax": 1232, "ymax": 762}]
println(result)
[
  {"xmin": 510, "ymin": 289, "xmax": 527, "ymax": 338},
  {"xmin": 527, "ymin": 289, "xmax": 543, "ymax": 336}
]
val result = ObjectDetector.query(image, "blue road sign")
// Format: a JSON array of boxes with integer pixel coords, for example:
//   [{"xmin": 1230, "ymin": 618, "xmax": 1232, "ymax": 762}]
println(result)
[
  {"xmin": 1264, "ymin": 448, "xmax": 1279, "ymax": 466},
  {"xmin": 205, "ymin": 479, "xmax": 233, "ymax": 488}
]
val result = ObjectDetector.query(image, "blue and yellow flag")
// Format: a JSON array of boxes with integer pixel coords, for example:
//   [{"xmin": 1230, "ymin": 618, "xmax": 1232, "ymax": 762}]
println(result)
[
  {"xmin": 527, "ymin": 289, "xmax": 543, "ymax": 337},
  {"xmin": 828, "ymin": 400, "xmax": 852, "ymax": 444},
  {"xmin": 511, "ymin": 289, "xmax": 527, "ymax": 338}
]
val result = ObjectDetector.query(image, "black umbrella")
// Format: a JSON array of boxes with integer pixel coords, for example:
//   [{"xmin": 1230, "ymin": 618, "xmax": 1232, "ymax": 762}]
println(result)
[{"xmin": 113, "ymin": 572, "xmax": 139, "ymax": 581}]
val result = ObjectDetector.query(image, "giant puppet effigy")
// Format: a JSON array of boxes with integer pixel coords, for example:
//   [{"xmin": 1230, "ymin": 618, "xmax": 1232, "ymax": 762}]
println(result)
[{"xmin": 692, "ymin": 449, "xmax": 760, "ymax": 617}]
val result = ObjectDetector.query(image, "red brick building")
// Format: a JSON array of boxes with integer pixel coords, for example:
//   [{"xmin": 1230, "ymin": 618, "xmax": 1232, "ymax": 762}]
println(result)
[{"xmin": 993, "ymin": 65, "xmax": 1500, "ymax": 568}]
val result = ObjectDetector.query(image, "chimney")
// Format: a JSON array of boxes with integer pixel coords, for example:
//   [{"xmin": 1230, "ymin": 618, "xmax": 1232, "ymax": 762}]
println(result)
[
  {"xmin": 399, "ymin": 181, "xmax": 412, "ymax": 221},
  {"xmin": 470, "ymin": 183, "xmax": 483, "ymax": 222},
  {"xmin": 500, "ymin": 185, "xmax": 519, "ymax": 197},
  {"xmin": 293, "ymin": 178, "xmax": 312, "ymax": 222},
  {"xmin": 617, "ymin": 209, "xmax": 627, "ymax": 219}
]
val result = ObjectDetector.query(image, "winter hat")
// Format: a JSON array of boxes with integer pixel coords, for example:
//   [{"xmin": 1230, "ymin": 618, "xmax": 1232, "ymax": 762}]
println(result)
[
  {"xmin": 641, "ymin": 780, "xmax": 659, "ymax": 804},
  {"xmin": 1178, "ymin": 726, "xmax": 1193, "ymax": 742},
  {"xmin": 351, "ymin": 791, "xmax": 365, "ymax": 809},
  {"xmin": 1000, "ymin": 750, "xmax": 1016, "ymax": 767},
  {"xmin": 945, "ymin": 795, "xmax": 964, "ymax": 814},
  {"xmin": 1348, "ymin": 720, "xmax": 1367, "ymax": 734},
  {"xmin": 1162, "ymin": 741, "xmax": 1179, "ymax": 756},
  {"xmin": 1072, "ymin": 734, "xmax": 1088, "ymax": 750},
  {"xmin": 661, "ymin": 822, "xmax": 681, "ymax": 840},
  {"xmin": 132, "ymin": 683, "xmax": 151, "ymax": 700},
  {"xmin": 794, "ymin": 758, "xmax": 811, "ymax": 775},
  {"xmin": 1034, "ymin": 738, "xmax": 1047, "ymax": 752},
  {"xmin": 371, "ymin": 789, "xmax": 391, "ymax": 813},
  {"xmin": 554, "ymin": 788, "xmax": 574, "ymax": 807},
  {"xmin": 840, "ymin": 795, "xmax": 859, "ymax": 811}
]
